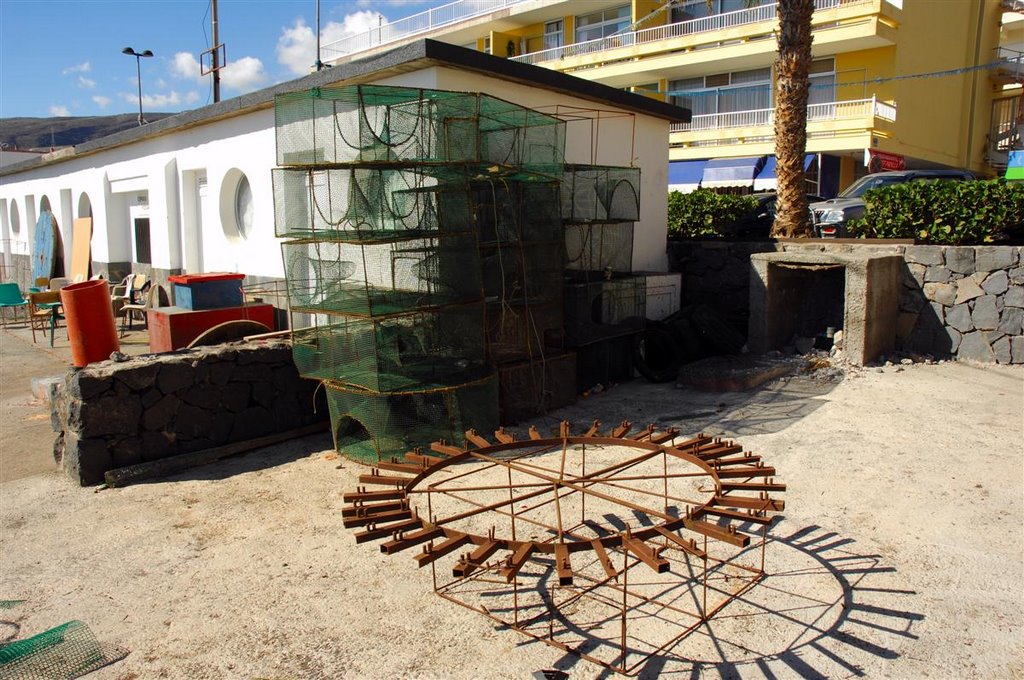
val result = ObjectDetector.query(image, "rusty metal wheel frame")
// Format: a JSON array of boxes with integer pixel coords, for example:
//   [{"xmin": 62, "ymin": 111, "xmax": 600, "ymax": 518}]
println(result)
[{"xmin": 341, "ymin": 420, "xmax": 787, "ymax": 675}]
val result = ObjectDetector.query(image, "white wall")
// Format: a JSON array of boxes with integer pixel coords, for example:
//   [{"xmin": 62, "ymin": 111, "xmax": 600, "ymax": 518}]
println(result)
[{"xmin": 0, "ymin": 68, "xmax": 674, "ymax": 282}]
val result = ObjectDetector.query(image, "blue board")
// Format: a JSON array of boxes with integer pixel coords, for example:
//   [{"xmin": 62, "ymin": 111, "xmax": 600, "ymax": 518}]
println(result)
[{"xmin": 32, "ymin": 212, "xmax": 58, "ymax": 283}]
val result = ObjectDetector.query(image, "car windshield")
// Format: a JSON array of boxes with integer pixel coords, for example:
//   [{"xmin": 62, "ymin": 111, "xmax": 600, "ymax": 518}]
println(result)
[{"xmin": 838, "ymin": 175, "xmax": 908, "ymax": 198}]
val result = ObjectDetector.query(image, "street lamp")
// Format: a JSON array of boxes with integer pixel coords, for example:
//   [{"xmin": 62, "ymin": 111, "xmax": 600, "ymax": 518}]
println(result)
[{"xmin": 121, "ymin": 47, "xmax": 154, "ymax": 126}]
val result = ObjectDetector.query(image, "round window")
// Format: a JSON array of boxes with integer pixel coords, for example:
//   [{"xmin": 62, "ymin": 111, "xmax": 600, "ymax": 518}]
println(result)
[{"xmin": 235, "ymin": 174, "xmax": 253, "ymax": 239}]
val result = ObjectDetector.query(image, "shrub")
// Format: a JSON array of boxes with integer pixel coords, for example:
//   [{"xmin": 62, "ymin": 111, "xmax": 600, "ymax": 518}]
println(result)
[
  {"xmin": 667, "ymin": 190, "xmax": 758, "ymax": 238},
  {"xmin": 846, "ymin": 179, "xmax": 1024, "ymax": 244}
]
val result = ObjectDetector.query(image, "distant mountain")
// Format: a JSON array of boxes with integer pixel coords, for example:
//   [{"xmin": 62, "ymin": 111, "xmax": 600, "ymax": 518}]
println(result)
[{"xmin": 0, "ymin": 113, "xmax": 175, "ymax": 150}]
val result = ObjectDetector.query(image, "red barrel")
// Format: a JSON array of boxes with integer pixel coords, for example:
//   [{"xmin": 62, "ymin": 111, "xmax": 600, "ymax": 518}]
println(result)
[{"xmin": 61, "ymin": 280, "xmax": 120, "ymax": 367}]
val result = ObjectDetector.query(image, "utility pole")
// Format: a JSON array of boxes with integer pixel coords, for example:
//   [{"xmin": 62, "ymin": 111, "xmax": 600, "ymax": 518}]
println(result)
[{"xmin": 212, "ymin": 0, "xmax": 221, "ymax": 102}]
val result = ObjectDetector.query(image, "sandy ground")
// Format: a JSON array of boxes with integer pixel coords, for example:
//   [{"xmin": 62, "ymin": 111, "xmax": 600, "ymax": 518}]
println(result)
[{"xmin": 1, "ymin": 329, "xmax": 1022, "ymax": 678}]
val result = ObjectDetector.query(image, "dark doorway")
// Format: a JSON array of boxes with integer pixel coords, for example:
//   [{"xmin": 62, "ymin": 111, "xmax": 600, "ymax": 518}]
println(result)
[{"xmin": 134, "ymin": 218, "xmax": 152, "ymax": 264}]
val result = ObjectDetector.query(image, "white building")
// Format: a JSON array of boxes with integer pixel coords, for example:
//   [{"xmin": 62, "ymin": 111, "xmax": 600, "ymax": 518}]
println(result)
[{"xmin": 0, "ymin": 40, "xmax": 688, "ymax": 308}]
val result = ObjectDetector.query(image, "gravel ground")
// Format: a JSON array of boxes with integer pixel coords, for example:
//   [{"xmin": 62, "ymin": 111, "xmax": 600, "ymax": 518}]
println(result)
[{"xmin": 0, "ymin": 356, "xmax": 1021, "ymax": 679}]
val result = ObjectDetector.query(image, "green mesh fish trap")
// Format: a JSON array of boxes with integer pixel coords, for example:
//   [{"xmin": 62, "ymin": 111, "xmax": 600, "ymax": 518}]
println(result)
[
  {"xmin": 290, "ymin": 304, "xmax": 489, "ymax": 391},
  {"xmin": 560, "ymin": 165, "xmax": 641, "ymax": 223},
  {"xmin": 324, "ymin": 376, "xmax": 499, "ymax": 464},
  {"xmin": 0, "ymin": 620, "xmax": 128, "ymax": 680},
  {"xmin": 485, "ymin": 300, "xmax": 564, "ymax": 365},
  {"xmin": 275, "ymin": 85, "xmax": 566, "ymax": 168},
  {"xmin": 497, "ymin": 352, "xmax": 577, "ymax": 424},
  {"xmin": 565, "ymin": 221, "xmax": 636, "ymax": 274},
  {"xmin": 283, "ymin": 235, "xmax": 483, "ymax": 317}
]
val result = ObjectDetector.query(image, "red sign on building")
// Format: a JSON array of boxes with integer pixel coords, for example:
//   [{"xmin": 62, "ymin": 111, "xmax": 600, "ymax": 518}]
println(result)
[{"xmin": 866, "ymin": 149, "xmax": 905, "ymax": 173}]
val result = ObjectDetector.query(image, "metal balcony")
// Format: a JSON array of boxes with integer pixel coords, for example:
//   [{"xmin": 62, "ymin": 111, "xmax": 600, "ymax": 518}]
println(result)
[
  {"xmin": 321, "ymin": 0, "xmax": 530, "ymax": 60},
  {"xmin": 511, "ymin": 0, "xmax": 847, "ymax": 66},
  {"xmin": 669, "ymin": 97, "xmax": 896, "ymax": 133}
]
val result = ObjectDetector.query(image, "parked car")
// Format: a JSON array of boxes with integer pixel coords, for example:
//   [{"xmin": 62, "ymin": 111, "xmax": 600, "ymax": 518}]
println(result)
[
  {"xmin": 720, "ymin": 192, "xmax": 823, "ymax": 238},
  {"xmin": 810, "ymin": 169, "xmax": 976, "ymax": 237}
]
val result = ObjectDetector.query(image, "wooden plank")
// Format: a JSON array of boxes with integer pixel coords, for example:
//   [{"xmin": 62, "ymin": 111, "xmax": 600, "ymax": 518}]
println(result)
[
  {"xmin": 404, "ymin": 452, "xmax": 443, "ymax": 466},
  {"xmin": 682, "ymin": 518, "xmax": 751, "ymax": 547},
  {"xmin": 465, "ymin": 429, "xmax": 491, "ymax": 448},
  {"xmin": 342, "ymin": 500, "xmax": 406, "ymax": 517},
  {"xmin": 430, "ymin": 442, "xmax": 463, "ymax": 457},
  {"xmin": 357, "ymin": 472, "xmax": 415, "ymax": 487},
  {"xmin": 720, "ymin": 481, "xmax": 787, "ymax": 493},
  {"xmin": 712, "ymin": 495, "xmax": 785, "ymax": 512},
  {"xmin": 708, "ymin": 454, "xmax": 762, "ymax": 467},
  {"xmin": 621, "ymin": 535, "xmax": 670, "ymax": 573},
  {"xmin": 379, "ymin": 527, "xmax": 444, "ymax": 555},
  {"xmin": 494, "ymin": 428, "xmax": 515, "ymax": 444},
  {"xmin": 695, "ymin": 444, "xmax": 745, "ymax": 461},
  {"xmin": 528, "ymin": 426, "xmax": 542, "ymax": 441},
  {"xmin": 342, "ymin": 489, "xmax": 406, "ymax": 504},
  {"xmin": 714, "ymin": 466, "xmax": 776, "ymax": 479},
  {"xmin": 103, "ymin": 421, "xmax": 329, "ymax": 488},
  {"xmin": 611, "ymin": 421, "xmax": 632, "ymax": 438},
  {"xmin": 452, "ymin": 539, "xmax": 502, "ymax": 577},
  {"xmin": 555, "ymin": 543, "xmax": 573, "ymax": 585},
  {"xmin": 70, "ymin": 217, "xmax": 92, "ymax": 281},
  {"xmin": 342, "ymin": 509, "xmax": 412, "ymax": 528},
  {"xmin": 501, "ymin": 543, "xmax": 536, "ymax": 582},
  {"xmin": 654, "ymin": 526, "xmax": 707, "ymax": 558},
  {"xmin": 591, "ymin": 540, "xmax": 617, "ymax": 579},
  {"xmin": 354, "ymin": 518, "xmax": 423, "ymax": 544},
  {"xmin": 414, "ymin": 533, "xmax": 471, "ymax": 567},
  {"xmin": 376, "ymin": 460, "xmax": 428, "ymax": 474},
  {"xmin": 631, "ymin": 424, "xmax": 656, "ymax": 441},
  {"xmin": 697, "ymin": 506, "xmax": 774, "ymax": 526}
]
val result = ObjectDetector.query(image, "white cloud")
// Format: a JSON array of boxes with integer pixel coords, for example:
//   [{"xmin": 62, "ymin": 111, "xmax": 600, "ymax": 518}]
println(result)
[
  {"xmin": 122, "ymin": 91, "xmax": 183, "ymax": 108},
  {"xmin": 220, "ymin": 56, "xmax": 268, "ymax": 93},
  {"xmin": 277, "ymin": 12, "xmax": 383, "ymax": 75},
  {"xmin": 62, "ymin": 61, "xmax": 91, "ymax": 75},
  {"xmin": 50, "ymin": 105, "xmax": 71, "ymax": 116},
  {"xmin": 170, "ymin": 52, "xmax": 202, "ymax": 80},
  {"xmin": 356, "ymin": 0, "xmax": 431, "ymax": 7},
  {"xmin": 170, "ymin": 50, "xmax": 266, "ymax": 94},
  {"xmin": 92, "ymin": 95, "xmax": 112, "ymax": 109},
  {"xmin": 77, "ymin": 76, "xmax": 96, "ymax": 89},
  {"xmin": 185, "ymin": 91, "xmax": 200, "ymax": 104}
]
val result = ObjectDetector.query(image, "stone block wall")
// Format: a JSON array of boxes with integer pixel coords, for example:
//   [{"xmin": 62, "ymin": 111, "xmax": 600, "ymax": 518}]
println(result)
[
  {"xmin": 52, "ymin": 340, "xmax": 328, "ymax": 486},
  {"xmin": 901, "ymin": 246, "xmax": 1023, "ymax": 363},
  {"xmin": 667, "ymin": 240, "xmax": 1023, "ymax": 364}
]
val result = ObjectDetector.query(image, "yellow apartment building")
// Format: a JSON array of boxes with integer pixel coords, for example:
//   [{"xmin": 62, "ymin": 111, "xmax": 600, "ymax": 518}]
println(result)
[{"xmin": 323, "ymin": 0, "xmax": 1022, "ymax": 197}]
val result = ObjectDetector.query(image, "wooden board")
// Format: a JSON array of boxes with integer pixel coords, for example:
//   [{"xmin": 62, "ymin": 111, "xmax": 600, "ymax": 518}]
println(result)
[
  {"xmin": 31, "ymin": 212, "xmax": 57, "ymax": 282},
  {"xmin": 70, "ymin": 218, "xmax": 92, "ymax": 281}
]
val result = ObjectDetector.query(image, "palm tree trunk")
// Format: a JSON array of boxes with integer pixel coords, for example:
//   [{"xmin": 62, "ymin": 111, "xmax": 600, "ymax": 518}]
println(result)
[{"xmin": 771, "ymin": 0, "xmax": 815, "ymax": 238}]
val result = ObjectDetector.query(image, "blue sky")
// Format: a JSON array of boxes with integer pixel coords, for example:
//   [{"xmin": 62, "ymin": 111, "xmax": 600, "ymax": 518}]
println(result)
[{"xmin": 0, "ymin": 0, "xmax": 441, "ymax": 119}]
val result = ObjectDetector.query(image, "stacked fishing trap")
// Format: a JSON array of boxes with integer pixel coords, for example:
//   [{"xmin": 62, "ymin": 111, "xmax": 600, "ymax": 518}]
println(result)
[{"xmin": 273, "ymin": 84, "xmax": 644, "ymax": 462}]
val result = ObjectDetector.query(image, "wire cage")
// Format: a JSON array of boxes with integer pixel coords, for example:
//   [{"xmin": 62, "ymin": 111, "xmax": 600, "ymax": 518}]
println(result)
[
  {"xmin": 564, "ymin": 272, "xmax": 647, "ymax": 347},
  {"xmin": 485, "ymin": 300, "xmax": 564, "ymax": 365},
  {"xmin": 560, "ymin": 165, "xmax": 641, "ymax": 223},
  {"xmin": 497, "ymin": 352, "xmax": 577, "ymax": 424},
  {"xmin": 282, "ymin": 235, "xmax": 482, "ymax": 317},
  {"xmin": 564, "ymin": 221, "xmax": 635, "ymax": 274},
  {"xmin": 273, "ymin": 167, "xmax": 481, "ymax": 240},
  {"xmin": 290, "ymin": 304, "xmax": 489, "ymax": 392},
  {"xmin": 471, "ymin": 178, "xmax": 563, "ymax": 245},
  {"xmin": 481, "ymin": 242, "xmax": 564, "ymax": 306},
  {"xmin": 323, "ymin": 375, "xmax": 499, "ymax": 464},
  {"xmin": 574, "ymin": 333, "xmax": 637, "ymax": 392},
  {"xmin": 275, "ymin": 85, "xmax": 566, "ymax": 168}
]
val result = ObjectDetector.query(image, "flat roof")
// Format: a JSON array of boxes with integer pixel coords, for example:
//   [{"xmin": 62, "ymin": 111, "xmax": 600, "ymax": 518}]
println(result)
[{"xmin": 1, "ymin": 39, "xmax": 689, "ymax": 178}]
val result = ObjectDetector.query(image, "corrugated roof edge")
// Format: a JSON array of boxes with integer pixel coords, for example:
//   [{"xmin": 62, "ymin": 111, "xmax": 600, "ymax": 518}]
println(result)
[{"xmin": 0, "ymin": 39, "xmax": 690, "ymax": 178}]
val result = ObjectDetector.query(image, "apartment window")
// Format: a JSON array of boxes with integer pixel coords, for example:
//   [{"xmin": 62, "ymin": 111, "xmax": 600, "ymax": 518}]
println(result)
[
  {"xmin": 483, "ymin": 36, "xmax": 491, "ymax": 54},
  {"xmin": 671, "ymin": 0, "xmax": 767, "ymax": 22},
  {"xmin": 808, "ymin": 58, "xmax": 836, "ymax": 106},
  {"xmin": 670, "ymin": 67, "xmax": 771, "ymax": 117},
  {"xmin": 575, "ymin": 5, "xmax": 631, "ymax": 43},
  {"xmin": 544, "ymin": 20, "xmax": 563, "ymax": 50}
]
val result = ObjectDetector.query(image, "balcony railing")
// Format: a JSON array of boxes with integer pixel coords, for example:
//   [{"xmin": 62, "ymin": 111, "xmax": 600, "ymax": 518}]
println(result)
[
  {"xmin": 321, "ymin": 0, "xmax": 530, "ymax": 60},
  {"xmin": 511, "ymin": 0, "xmax": 844, "ymax": 66},
  {"xmin": 669, "ymin": 97, "xmax": 896, "ymax": 132}
]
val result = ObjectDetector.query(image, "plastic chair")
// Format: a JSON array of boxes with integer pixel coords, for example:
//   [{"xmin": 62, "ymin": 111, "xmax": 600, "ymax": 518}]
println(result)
[
  {"xmin": 120, "ymin": 283, "xmax": 165, "ymax": 336},
  {"xmin": 34, "ymin": 277, "xmax": 50, "ymax": 289},
  {"xmin": 28, "ymin": 290, "xmax": 63, "ymax": 345},
  {"xmin": 0, "ymin": 282, "xmax": 29, "ymax": 328},
  {"xmin": 48, "ymin": 277, "xmax": 71, "ymax": 291}
]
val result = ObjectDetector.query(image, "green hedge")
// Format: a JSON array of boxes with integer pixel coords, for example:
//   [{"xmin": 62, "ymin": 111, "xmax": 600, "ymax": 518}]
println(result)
[
  {"xmin": 846, "ymin": 179, "xmax": 1024, "ymax": 244},
  {"xmin": 667, "ymin": 190, "xmax": 758, "ymax": 238}
]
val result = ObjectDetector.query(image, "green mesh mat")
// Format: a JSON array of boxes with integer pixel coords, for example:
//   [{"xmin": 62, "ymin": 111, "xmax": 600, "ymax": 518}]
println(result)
[{"xmin": 0, "ymin": 620, "xmax": 128, "ymax": 680}]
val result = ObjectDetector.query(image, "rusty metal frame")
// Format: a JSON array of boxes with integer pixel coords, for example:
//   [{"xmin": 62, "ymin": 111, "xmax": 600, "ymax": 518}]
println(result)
[{"xmin": 341, "ymin": 421, "xmax": 786, "ymax": 675}]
